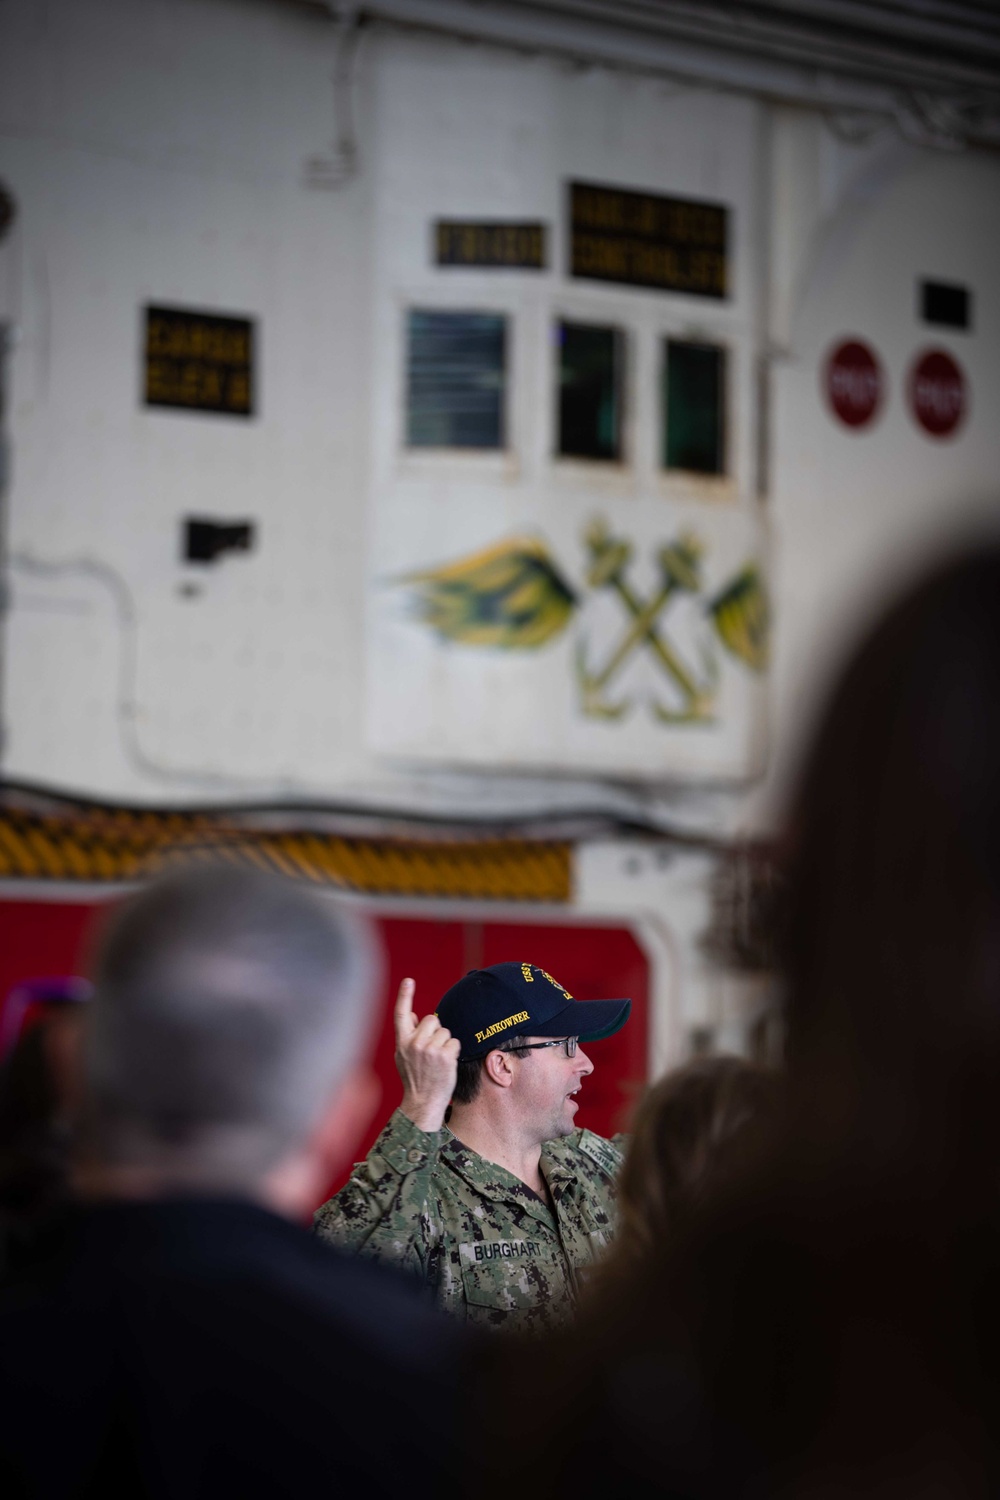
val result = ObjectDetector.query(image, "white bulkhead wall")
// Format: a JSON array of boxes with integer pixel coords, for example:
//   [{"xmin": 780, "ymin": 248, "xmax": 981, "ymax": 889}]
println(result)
[
  {"xmin": 1, "ymin": 0, "xmax": 378, "ymax": 797},
  {"xmin": 366, "ymin": 31, "xmax": 767, "ymax": 783},
  {"xmin": 1, "ymin": 3, "xmax": 769, "ymax": 800},
  {"xmin": 367, "ymin": 30, "xmax": 763, "ymax": 498},
  {"xmin": 2, "ymin": 0, "xmax": 999, "ymax": 1060},
  {"xmin": 757, "ymin": 115, "xmax": 1000, "ymax": 828}
]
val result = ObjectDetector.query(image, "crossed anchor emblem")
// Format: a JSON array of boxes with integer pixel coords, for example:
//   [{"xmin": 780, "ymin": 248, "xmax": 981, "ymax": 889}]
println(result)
[
  {"xmin": 399, "ymin": 521, "xmax": 767, "ymax": 719},
  {"xmin": 575, "ymin": 520, "xmax": 717, "ymax": 722}
]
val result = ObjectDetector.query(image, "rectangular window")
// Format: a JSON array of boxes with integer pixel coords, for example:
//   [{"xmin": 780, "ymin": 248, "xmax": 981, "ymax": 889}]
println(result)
[
  {"xmin": 663, "ymin": 340, "xmax": 725, "ymax": 474},
  {"xmin": 557, "ymin": 321, "xmax": 624, "ymax": 462},
  {"xmin": 406, "ymin": 310, "xmax": 506, "ymax": 449}
]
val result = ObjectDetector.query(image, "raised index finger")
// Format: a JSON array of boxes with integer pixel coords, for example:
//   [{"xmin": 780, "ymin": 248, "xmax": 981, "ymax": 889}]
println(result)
[{"xmin": 393, "ymin": 976, "xmax": 417, "ymax": 1040}]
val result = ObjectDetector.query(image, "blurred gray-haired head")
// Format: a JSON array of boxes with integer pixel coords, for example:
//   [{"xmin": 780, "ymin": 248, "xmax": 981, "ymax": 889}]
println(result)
[{"xmin": 84, "ymin": 865, "xmax": 379, "ymax": 1189}]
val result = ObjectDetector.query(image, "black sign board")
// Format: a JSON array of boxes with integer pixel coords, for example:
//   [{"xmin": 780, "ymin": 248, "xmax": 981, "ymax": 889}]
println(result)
[
  {"xmin": 920, "ymin": 279, "xmax": 971, "ymax": 331},
  {"xmin": 435, "ymin": 221, "xmax": 546, "ymax": 270},
  {"xmin": 144, "ymin": 305, "xmax": 254, "ymax": 417},
  {"xmin": 569, "ymin": 181, "xmax": 728, "ymax": 299}
]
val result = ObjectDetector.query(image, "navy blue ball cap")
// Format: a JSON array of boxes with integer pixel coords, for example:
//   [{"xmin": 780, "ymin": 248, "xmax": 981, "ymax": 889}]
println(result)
[{"xmin": 437, "ymin": 961, "xmax": 631, "ymax": 1061}]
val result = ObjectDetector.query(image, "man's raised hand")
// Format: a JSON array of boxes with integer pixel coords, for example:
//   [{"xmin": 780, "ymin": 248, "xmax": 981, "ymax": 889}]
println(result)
[{"xmin": 394, "ymin": 978, "xmax": 461, "ymax": 1134}]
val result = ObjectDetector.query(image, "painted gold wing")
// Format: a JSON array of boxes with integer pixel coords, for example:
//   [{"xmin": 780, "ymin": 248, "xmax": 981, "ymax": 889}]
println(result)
[
  {"xmin": 708, "ymin": 564, "xmax": 770, "ymax": 672},
  {"xmin": 401, "ymin": 536, "xmax": 577, "ymax": 650}
]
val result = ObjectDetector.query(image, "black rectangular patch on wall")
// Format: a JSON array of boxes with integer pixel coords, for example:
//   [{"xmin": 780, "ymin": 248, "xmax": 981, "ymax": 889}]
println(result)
[
  {"xmin": 920, "ymin": 280, "xmax": 971, "ymax": 331},
  {"xmin": 144, "ymin": 306, "xmax": 255, "ymax": 416},
  {"xmin": 435, "ymin": 222, "xmax": 547, "ymax": 269},
  {"xmin": 569, "ymin": 181, "xmax": 728, "ymax": 299}
]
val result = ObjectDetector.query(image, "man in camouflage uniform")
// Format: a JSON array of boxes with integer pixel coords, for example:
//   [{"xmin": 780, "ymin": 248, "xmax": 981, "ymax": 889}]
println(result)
[{"xmin": 314, "ymin": 961, "xmax": 631, "ymax": 1334}]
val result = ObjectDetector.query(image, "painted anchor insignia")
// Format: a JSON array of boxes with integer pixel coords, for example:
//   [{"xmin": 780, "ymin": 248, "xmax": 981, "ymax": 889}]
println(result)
[
  {"xmin": 396, "ymin": 521, "xmax": 769, "ymax": 727},
  {"xmin": 575, "ymin": 520, "xmax": 717, "ymax": 722}
]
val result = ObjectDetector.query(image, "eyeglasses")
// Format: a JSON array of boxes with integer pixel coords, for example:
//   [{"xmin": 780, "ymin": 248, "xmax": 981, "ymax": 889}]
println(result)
[{"xmin": 514, "ymin": 1037, "xmax": 578, "ymax": 1059}]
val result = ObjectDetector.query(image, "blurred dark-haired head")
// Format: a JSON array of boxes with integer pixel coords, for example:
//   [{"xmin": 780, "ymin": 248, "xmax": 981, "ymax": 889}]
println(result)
[
  {"xmin": 477, "ymin": 544, "xmax": 1000, "ymax": 1500},
  {"xmin": 604, "ymin": 1055, "xmax": 776, "ymax": 1272},
  {"xmin": 784, "ymin": 543, "xmax": 1000, "ymax": 1192}
]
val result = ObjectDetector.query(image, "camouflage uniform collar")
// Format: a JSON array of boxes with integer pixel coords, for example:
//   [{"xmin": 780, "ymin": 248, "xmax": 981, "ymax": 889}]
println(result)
[
  {"xmin": 540, "ymin": 1129, "xmax": 585, "ymax": 1184},
  {"xmin": 440, "ymin": 1127, "xmax": 583, "ymax": 1186},
  {"xmin": 440, "ymin": 1132, "xmax": 557, "ymax": 1220}
]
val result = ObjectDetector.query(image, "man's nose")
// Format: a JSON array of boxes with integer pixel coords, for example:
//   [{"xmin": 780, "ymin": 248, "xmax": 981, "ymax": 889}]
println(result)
[{"xmin": 575, "ymin": 1047, "xmax": 594, "ymax": 1077}]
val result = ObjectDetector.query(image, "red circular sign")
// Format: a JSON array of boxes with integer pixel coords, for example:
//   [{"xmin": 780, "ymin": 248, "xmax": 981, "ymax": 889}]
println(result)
[
  {"xmin": 909, "ymin": 348, "xmax": 966, "ymax": 439},
  {"xmin": 824, "ymin": 339, "xmax": 883, "ymax": 429}
]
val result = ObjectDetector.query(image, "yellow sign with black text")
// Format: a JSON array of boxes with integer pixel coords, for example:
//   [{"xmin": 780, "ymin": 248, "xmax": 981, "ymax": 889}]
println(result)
[
  {"xmin": 569, "ymin": 181, "xmax": 728, "ymax": 299},
  {"xmin": 144, "ymin": 305, "xmax": 255, "ymax": 417},
  {"xmin": 435, "ymin": 221, "xmax": 547, "ymax": 270}
]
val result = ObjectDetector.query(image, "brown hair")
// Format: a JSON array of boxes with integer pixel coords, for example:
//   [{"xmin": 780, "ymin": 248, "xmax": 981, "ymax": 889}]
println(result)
[
  {"xmin": 783, "ymin": 542, "xmax": 1000, "ymax": 1187},
  {"xmin": 595, "ymin": 1055, "xmax": 776, "ymax": 1283},
  {"xmin": 472, "ymin": 543, "xmax": 1000, "ymax": 1500}
]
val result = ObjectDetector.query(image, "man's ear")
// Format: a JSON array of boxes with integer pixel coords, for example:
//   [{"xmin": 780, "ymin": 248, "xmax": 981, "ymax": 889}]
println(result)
[{"xmin": 483, "ymin": 1049, "xmax": 515, "ymax": 1090}]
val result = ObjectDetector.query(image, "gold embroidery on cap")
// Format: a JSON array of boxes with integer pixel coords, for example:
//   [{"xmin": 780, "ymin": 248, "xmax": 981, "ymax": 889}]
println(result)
[{"xmin": 474, "ymin": 1010, "xmax": 530, "ymax": 1045}]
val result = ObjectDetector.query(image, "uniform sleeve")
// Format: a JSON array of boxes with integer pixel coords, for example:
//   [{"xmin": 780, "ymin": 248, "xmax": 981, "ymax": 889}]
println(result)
[{"xmin": 313, "ymin": 1109, "xmax": 446, "ymax": 1283}]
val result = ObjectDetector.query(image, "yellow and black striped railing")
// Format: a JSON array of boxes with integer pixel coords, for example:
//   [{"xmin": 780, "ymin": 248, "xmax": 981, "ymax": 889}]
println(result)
[{"xmin": 0, "ymin": 795, "xmax": 571, "ymax": 903}]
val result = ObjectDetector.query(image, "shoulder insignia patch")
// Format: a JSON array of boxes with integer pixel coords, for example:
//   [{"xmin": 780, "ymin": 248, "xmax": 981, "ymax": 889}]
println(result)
[{"xmin": 577, "ymin": 1130, "xmax": 624, "ymax": 1179}]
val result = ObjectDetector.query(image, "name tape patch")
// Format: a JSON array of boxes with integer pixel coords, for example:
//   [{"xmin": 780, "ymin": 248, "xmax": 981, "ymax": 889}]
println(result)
[{"xmin": 460, "ymin": 1240, "xmax": 543, "ymax": 1265}]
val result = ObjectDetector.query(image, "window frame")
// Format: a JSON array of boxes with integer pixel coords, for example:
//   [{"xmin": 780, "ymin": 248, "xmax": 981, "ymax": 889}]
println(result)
[
  {"xmin": 403, "ymin": 305, "xmax": 511, "ymax": 456},
  {"xmin": 546, "ymin": 295, "xmax": 636, "ymax": 491},
  {"xmin": 653, "ymin": 324, "xmax": 737, "ymax": 502},
  {"xmin": 661, "ymin": 336, "xmax": 729, "ymax": 480},
  {"xmin": 553, "ymin": 315, "xmax": 628, "ymax": 466},
  {"xmin": 390, "ymin": 291, "xmax": 745, "ymax": 501}
]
